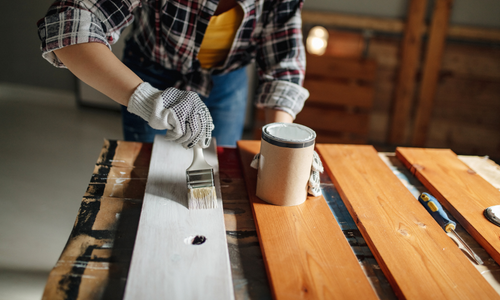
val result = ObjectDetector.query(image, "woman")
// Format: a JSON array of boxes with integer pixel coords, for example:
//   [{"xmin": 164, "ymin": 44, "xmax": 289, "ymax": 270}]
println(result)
[{"xmin": 37, "ymin": 0, "xmax": 309, "ymax": 148}]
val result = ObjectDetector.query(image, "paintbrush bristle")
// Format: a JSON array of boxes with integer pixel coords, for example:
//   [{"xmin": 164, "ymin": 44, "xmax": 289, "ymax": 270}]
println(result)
[{"xmin": 188, "ymin": 186, "xmax": 217, "ymax": 209}]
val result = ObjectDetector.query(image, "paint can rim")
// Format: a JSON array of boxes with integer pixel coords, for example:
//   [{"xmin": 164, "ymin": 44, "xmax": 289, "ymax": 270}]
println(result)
[{"xmin": 262, "ymin": 123, "xmax": 316, "ymax": 148}]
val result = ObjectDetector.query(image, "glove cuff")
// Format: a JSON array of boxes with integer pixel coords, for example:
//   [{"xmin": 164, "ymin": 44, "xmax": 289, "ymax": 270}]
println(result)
[{"xmin": 127, "ymin": 82, "xmax": 162, "ymax": 121}]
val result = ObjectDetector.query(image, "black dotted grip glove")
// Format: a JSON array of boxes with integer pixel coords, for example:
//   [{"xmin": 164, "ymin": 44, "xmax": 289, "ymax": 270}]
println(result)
[{"xmin": 127, "ymin": 82, "xmax": 214, "ymax": 148}]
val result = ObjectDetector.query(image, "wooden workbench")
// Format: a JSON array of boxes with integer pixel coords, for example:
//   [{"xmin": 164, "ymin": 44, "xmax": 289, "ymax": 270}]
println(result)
[{"xmin": 41, "ymin": 140, "xmax": 500, "ymax": 300}]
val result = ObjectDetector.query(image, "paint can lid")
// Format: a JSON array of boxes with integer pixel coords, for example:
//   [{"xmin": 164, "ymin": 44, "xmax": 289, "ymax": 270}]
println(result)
[{"xmin": 262, "ymin": 123, "xmax": 316, "ymax": 148}]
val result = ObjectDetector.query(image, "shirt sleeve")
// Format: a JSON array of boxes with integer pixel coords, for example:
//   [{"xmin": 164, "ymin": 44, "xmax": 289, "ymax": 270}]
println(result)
[
  {"xmin": 37, "ymin": 0, "xmax": 140, "ymax": 68},
  {"xmin": 254, "ymin": 0, "xmax": 309, "ymax": 119}
]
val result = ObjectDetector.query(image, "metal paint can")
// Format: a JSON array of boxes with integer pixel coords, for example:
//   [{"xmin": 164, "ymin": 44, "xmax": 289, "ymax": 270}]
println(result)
[{"xmin": 256, "ymin": 123, "xmax": 316, "ymax": 206}]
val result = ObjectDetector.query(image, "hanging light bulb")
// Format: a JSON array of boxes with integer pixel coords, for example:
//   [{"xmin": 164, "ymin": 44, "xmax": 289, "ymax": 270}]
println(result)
[{"xmin": 306, "ymin": 26, "xmax": 329, "ymax": 55}]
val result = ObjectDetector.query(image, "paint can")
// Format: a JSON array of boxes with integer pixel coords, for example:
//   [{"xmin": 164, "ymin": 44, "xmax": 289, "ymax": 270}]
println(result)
[{"xmin": 256, "ymin": 123, "xmax": 316, "ymax": 206}]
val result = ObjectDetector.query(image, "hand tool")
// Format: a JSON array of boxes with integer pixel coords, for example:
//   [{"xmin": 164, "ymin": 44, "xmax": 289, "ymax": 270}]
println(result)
[
  {"xmin": 484, "ymin": 205, "xmax": 500, "ymax": 227},
  {"xmin": 418, "ymin": 192, "xmax": 483, "ymax": 265},
  {"xmin": 186, "ymin": 143, "xmax": 217, "ymax": 209}
]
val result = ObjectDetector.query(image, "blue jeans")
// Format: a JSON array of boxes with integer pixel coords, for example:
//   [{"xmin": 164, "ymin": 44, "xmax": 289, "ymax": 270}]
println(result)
[{"xmin": 121, "ymin": 42, "xmax": 248, "ymax": 147}]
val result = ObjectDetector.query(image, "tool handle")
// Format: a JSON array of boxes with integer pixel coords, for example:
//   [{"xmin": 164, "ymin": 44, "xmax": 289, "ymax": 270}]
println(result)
[
  {"xmin": 187, "ymin": 143, "xmax": 212, "ymax": 172},
  {"xmin": 418, "ymin": 192, "xmax": 456, "ymax": 232}
]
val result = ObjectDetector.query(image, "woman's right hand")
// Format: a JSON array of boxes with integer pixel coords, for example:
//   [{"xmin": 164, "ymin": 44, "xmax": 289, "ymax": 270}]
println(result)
[{"xmin": 128, "ymin": 82, "xmax": 214, "ymax": 149}]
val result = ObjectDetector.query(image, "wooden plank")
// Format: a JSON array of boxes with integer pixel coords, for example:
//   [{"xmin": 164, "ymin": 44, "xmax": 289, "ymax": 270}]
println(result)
[
  {"xmin": 389, "ymin": 0, "xmax": 428, "ymax": 144},
  {"xmin": 396, "ymin": 147, "xmax": 500, "ymax": 265},
  {"xmin": 448, "ymin": 25, "xmax": 500, "ymax": 43},
  {"xmin": 412, "ymin": 0, "xmax": 454, "ymax": 146},
  {"xmin": 321, "ymin": 30, "xmax": 365, "ymax": 59},
  {"xmin": 295, "ymin": 106, "xmax": 369, "ymax": 135},
  {"xmin": 306, "ymin": 54, "xmax": 377, "ymax": 81},
  {"xmin": 314, "ymin": 133, "xmax": 367, "ymax": 144},
  {"xmin": 302, "ymin": 11, "xmax": 405, "ymax": 34},
  {"xmin": 316, "ymin": 144, "xmax": 500, "ymax": 300},
  {"xmin": 302, "ymin": 10, "xmax": 500, "ymax": 42},
  {"xmin": 441, "ymin": 44, "xmax": 500, "ymax": 81},
  {"xmin": 42, "ymin": 140, "xmax": 149, "ymax": 300},
  {"xmin": 458, "ymin": 155, "xmax": 500, "ymax": 191},
  {"xmin": 303, "ymin": 79, "xmax": 374, "ymax": 108},
  {"xmin": 237, "ymin": 140, "xmax": 378, "ymax": 300},
  {"xmin": 123, "ymin": 137, "xmax": 234, "ymax": 300}
]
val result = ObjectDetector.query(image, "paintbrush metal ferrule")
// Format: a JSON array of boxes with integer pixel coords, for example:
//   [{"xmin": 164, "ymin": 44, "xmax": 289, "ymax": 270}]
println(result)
[{"xmin": 186, "ymin": 144, "xmax": 217, "ymax": 209}]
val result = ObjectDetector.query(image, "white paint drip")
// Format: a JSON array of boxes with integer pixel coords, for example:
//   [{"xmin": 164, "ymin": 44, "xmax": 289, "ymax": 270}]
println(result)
[
  {"xmin": 102, "ymin": 242, "xmax": 114, "ymax": 248},
  {"xmin": 109, "ymin": 184, "xmax": 123, "ymax": 197}
]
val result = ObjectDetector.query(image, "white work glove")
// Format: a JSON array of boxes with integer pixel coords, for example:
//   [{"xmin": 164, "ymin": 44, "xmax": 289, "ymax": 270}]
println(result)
[
  {"xmin": 250, "ymin": 150, "xmax": 324, "ymax": 197},
  {"xmin": 127, "ymin": 82, "xmax": 214, "ymax": 149}
]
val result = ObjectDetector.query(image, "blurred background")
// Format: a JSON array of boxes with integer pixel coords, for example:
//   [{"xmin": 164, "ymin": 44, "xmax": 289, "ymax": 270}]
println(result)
[{"xmin": 1, "ymin": 0, "xmax": 499, "ymax": 299}]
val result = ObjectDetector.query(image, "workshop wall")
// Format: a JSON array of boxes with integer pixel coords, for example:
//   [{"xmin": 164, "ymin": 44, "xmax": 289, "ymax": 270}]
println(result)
[
  {"xmin": 303, "ymin": 0, "xmax": 500, "ymax": 28},
  {"xmin": 0, "ymin": 0, "xmax": 75, "ymax": 91},
  {"xmin": 299, "ymin": 1, "xmax": 500, "ymax": 160}
]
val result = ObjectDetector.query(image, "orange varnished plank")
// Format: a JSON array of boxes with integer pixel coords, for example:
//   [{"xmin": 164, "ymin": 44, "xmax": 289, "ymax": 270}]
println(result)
[
  {"xmin": 237, "ymin": 140, "xmax": 377, "ymax": 300},
  {"xmin": 396, "ymin": 147, "xmax": 500, "ymax": 264},
  {"xmin": 317, "ymin": 144, "xmax": 499, "ymax": 300}
]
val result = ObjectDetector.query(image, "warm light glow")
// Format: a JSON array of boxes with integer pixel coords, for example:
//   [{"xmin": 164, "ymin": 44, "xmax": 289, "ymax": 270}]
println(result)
[
  {"xmin": 311, "ymin": 38, "xmax": 325, "ymax": 50},
  {"xmin": 306, "ymin": 26, "xmax": 329, "ymax": 55}
]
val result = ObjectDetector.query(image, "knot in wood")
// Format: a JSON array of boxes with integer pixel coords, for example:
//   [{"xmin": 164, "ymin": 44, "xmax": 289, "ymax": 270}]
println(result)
[
  {"xmin": 398, "ymin": 228, "xmax": 410, "ymax": 237},
  {"xmin": 467, "ymin": 169, "xmax": 477, "ymax": 175}
]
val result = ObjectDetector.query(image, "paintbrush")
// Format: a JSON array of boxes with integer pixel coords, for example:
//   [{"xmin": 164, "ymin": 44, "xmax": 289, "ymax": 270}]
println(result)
[{"xmin": 186, "ymin": 143, "xmax": 217, "ymax": 209}]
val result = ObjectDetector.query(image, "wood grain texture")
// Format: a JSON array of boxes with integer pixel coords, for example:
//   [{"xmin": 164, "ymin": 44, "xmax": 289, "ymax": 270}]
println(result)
[
  {"xmin": 42, "ymin": 140, "xmax": 149, "ymax": 300},
  {"xmin": 306, "ymin": 54, "xmax": 377, "ymax": 82},
  {"xmin": 303, "ymin": 80, "xmax": 374, "ymax": 108},
  {"xmin": 302, "ymin": 11, "xmax": 405, "ymax": 34},
  {"xmin": 412, "ymin": 0, "xmax": 454, "ymax": 146},
  {"xmin": 396, "ymin": 147, "xmax": 500, "ymax": 264},
  {"xmin": 389, "ymin": 0, "xmax": 428, "ymax": 144},
  {"xmin": 123, "ymin": 137, "xmax": 234, "ymax": 300},
  {"xmin": 296, "ymin": 54, "xmax": 375, "ymax": 144},
  {"xmin": 295, "ymin": 106, "xmax": 370, "ymax": 135},
  {"xmin": 317, "ymin": 144, "xmax": 500, "ymax": 300},
  {"xmin": 302, "ymin": 10, "xmax": 500, "ymax": 43},
  {"xmin": 237, "ymin": 140, "xmax": 377, "ymax": 300}
]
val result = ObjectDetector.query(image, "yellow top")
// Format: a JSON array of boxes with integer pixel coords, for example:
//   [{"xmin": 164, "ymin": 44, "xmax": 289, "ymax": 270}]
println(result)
[{"xmin": 198, "ymin": 5, "xmax": 244, "ymax": 69}]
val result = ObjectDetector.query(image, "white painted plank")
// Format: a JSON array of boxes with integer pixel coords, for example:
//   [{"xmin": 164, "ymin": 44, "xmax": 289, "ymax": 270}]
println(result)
[{"xmin": 123, "ymin": 136, "xmax": 234, "ymax": 300}]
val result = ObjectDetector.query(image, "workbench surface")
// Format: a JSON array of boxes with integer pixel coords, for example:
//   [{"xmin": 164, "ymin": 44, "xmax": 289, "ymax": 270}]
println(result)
[{"xmin": 41, "ymin": 140, "xmax": 500, "ymax": 300}]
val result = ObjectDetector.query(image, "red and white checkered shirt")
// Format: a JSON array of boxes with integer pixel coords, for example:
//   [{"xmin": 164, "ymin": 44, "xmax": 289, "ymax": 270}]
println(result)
[{"xmin": 38, "ymin": 0, "xmax": 309, "ymax": 118}]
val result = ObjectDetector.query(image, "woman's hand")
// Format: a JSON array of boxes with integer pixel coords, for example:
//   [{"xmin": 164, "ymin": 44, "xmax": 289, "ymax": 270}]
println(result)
[{"xmin": 128, "ymin": 83, "xmax": 214, "ymax": 149}]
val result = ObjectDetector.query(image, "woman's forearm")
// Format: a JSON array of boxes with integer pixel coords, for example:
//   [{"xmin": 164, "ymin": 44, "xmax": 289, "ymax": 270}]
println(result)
[
  {"xmin": 54, "ymin": 43, "xmax": 295, "ymax": 125},
  {"xmin": 53, "ymin": 42, "xmax": 143, "ymax": 106}
]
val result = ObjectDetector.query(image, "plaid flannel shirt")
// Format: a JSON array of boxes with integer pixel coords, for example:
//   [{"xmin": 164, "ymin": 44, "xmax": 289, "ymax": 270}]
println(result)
[{"xmin": 37, "ymin": 0, "xmax": 309, "ymax": 118}]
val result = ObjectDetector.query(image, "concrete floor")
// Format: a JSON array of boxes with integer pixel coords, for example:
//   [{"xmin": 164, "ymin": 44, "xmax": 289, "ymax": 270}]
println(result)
[{"xmin": 0, "ymin": 84, "xmax": 123, "ymax": 299}]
